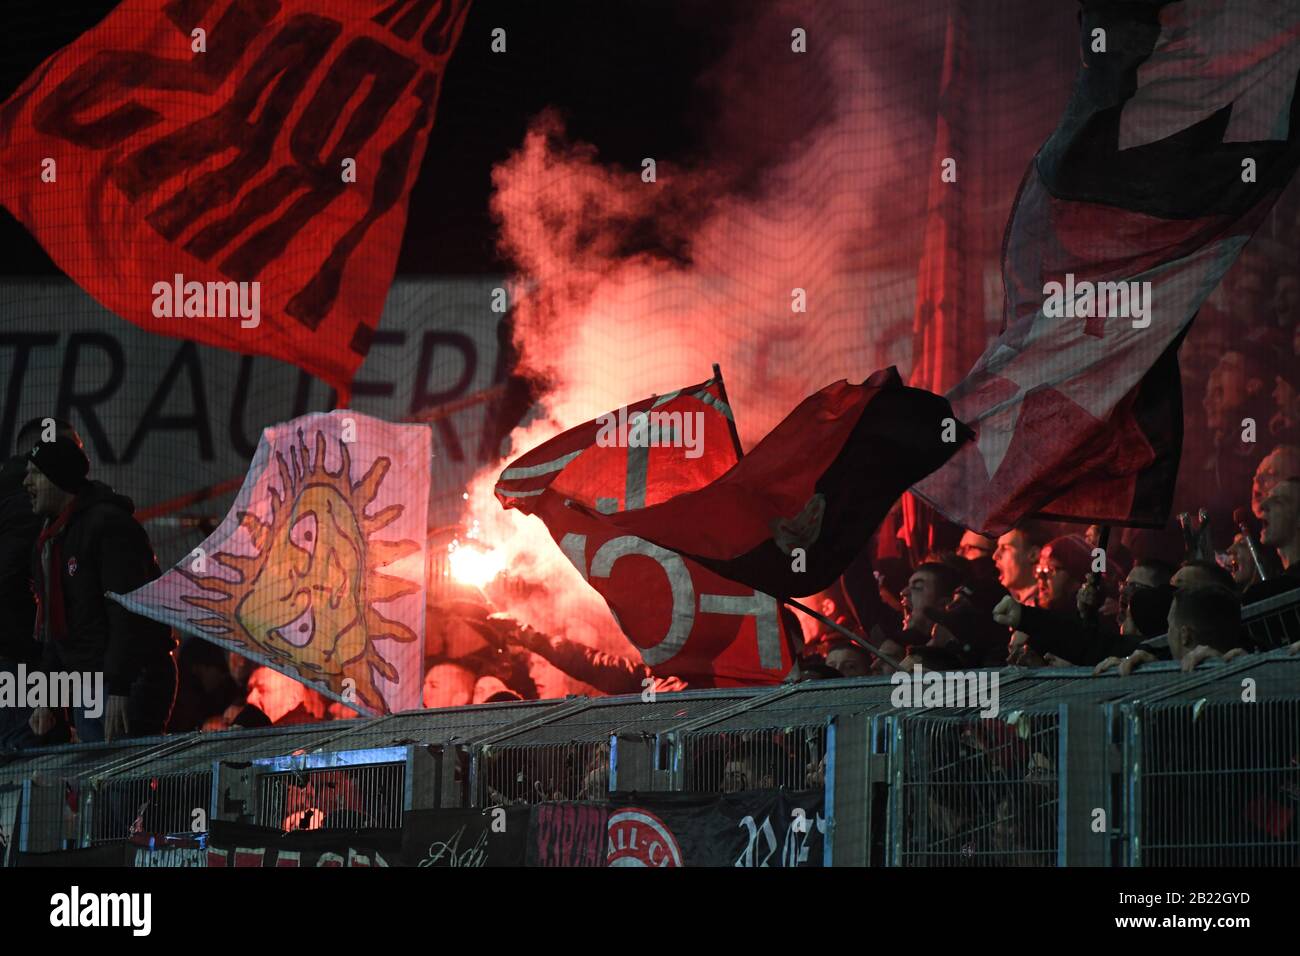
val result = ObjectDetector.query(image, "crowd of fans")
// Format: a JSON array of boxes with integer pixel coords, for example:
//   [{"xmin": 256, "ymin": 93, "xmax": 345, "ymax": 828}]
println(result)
[
  {"xmin": 4, "ymin": 222, "xmax": 1300, "ymax": 753},
  {"xmin": 4, "ymin": 425, "xmax": 1300, "ymax": 751},
  {"xmin": 786, "ymin": 436, "xmax": 1300, "ymax": 685}
]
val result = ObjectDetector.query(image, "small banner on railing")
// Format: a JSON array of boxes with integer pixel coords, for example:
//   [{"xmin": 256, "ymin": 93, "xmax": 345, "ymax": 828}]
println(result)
[
  {"xmin": 401, "ymin": 807, "xmax": 531, "ymax": 867},
  {"xmin": 528, "ymin": 790, "xmax": 827, "ymax": 867},
  {"xmin": 202, "ymin": 821, "xmax": 401, "ymax": 867}
]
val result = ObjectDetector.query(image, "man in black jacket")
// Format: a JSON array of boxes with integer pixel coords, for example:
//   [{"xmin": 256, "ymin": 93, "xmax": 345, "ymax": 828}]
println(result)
[
  {"xmin": 24, "ymin": 432, "xmax": 177, "ymax": 742},
  {"xmin": 0, "ymin": 430, "xmax": 43, "ymax": 743}
]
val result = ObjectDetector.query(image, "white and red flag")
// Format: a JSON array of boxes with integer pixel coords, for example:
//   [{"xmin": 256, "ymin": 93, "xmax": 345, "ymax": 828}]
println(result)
[
  {"xmin": 914, "ymin": 0, "xmax": 1300, "ymax": 534},
  {"xmin": 595, "ymin": 368, "xmax": 968, "ymax": 599},
  {"xmin": 495, "ymin": 373, "xmax": 799, "ymax": 686}
]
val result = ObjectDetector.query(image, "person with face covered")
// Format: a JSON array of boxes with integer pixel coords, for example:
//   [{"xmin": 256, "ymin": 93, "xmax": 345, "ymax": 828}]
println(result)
[
  {"xmin": 23, "ymin": 432, "xmax": 177, "ymax": 743},
  {"xmin": 993, "ymin": 535, "xmax": 1120, "ymax": 666}
]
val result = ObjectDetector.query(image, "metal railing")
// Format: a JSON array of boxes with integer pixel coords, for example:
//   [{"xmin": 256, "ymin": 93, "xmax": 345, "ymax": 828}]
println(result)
[
  {"xmin": 678, "ymin": 726, "xmax": 828, "ymax": 794},
  {"xmin": 6, "ymin": 642, "xmax": 1300, "ymax": 865},
  {"xmin": 259, "ymin": 764, "xmax": 405, "ymax": 831},
  {"xmin": 475, "ymin": 742, "xmax": 609, "ymax": 805},
  {"xmin": 892, "ymin": 711, "xmax": 1059, "ymax": 866},
  {"xmin": 90, "ymin": 771, "xmax": 213, "ymax": 845},
  {"xmin": 1243, "ymin": 587, "xmax": 1300, "ymax": 651}
]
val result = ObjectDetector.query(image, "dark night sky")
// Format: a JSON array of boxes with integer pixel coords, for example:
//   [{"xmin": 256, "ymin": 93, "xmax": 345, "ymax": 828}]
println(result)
[{"xmin": 0, "ymin": 0, "xmax": 744, "ymax": 276}]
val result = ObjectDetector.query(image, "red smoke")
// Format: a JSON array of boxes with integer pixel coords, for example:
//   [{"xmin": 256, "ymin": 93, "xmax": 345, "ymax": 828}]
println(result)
[{"xmin": 453, "ymin": 0, "xmax": 1075, "ymax": 688}]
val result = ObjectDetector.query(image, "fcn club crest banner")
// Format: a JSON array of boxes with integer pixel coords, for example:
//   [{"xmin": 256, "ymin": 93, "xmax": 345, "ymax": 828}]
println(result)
[{"xmin": 110, "ymin": 411, "xmax": 430, "ymax": 715}]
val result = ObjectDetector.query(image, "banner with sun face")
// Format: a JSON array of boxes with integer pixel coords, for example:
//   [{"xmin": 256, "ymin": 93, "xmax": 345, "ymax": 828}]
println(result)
[{"xmin": 111, "ymin": 411, "xmax": 430, "ymax": 716}]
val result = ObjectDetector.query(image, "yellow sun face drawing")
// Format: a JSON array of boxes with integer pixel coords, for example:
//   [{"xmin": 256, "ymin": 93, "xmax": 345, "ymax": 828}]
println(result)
[{"xmin": 182, "ymin": 429, "xmax": 421, "ymax": 714}]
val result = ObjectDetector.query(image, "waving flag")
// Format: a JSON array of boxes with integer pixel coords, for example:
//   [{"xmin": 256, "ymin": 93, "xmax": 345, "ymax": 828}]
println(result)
[
  {"xmin": 914, "ymin": 0, "xmax": 1300, "ymax": 534},
  {"xmin": 595, "ymin": 368, "xmax": 968, "ymax": 598},
  {"xmin": 496, "ymin": 373, "xmax": 797, "ymax": 686},
  {"xmin": 111, "ymin": 411, "xmax": 430, "ymax": 715},
  {"xmin": 0, "ymin": 0, "xmax": 472, "ymax": 403}
]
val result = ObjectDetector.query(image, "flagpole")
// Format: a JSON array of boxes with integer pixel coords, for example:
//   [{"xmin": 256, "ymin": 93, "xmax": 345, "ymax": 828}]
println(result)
[
  {"xmin": 784, "ymin": 596, "xmax": 906, "ymax": 672},
  {"xmin": 711, "ymin": 363, "xmax": 746, "ymax": 461},
  {"xmin": 715, "ymin": 361, "xmax": 823, "ymax": 675}
]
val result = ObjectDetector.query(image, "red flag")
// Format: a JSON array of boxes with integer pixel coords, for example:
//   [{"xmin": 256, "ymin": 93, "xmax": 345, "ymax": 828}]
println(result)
[
  {"xmin": 914, "ymin": 0, "xmax": 1300, "ymax": 534},
  {"xmin": 593, "ymin": 368, "xmax": 970, "ymax": 599},
  {"xmin": 0, "ymin": 0, "xmax": 472, "ymax": 403},
  {"xmin": 496, "ymin": 374, "xmax": 797, "ymax": 686}
]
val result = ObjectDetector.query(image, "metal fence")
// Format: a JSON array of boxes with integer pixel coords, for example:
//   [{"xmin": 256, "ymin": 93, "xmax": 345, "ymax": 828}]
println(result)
[
  {"xmin": 90, "ymin": 770, "xmax": 213, "ymax": 845},
  {"xmin": 679, "ymin": 726, "xmax": 828, "ymax": 794},
  {"xmin": 475, "ymin": 742, "xmax": 609, "ymax": 805},
  {"xmin": 892, "ymin": 712, "xmax": 1059, "ymax": 866},
  {"xmin": 1243, "ymin": 588, "xmax": 1300, "ymax": 651},
  {"xmin": 259, "ymin": 763, "xmax": 406, "ymax": 831},
  {"xmin": 5, "ymin": 648, "xmax": 1300, "ymax": 865}
]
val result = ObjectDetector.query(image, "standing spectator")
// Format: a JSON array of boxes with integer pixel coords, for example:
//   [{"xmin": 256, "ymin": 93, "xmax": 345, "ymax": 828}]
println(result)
[
  {"xmin": 994, "ymin": 536, "xmax": 1119, "ymax": 666},
  {"xmin": 1251, "ymin": 445, "xmax": 1300, "ymax": 518},
  {"xmin": 1035, "ymin": 536, "xmax": 1091, "ymax": 613},
  {"xmin": 244, "ymin": 666, "xmax": 328, "ymax": 725},
  {"xmin": 900, "ymin": 561, "xmax": 963, "ymax": 644},
  {"xmin": 1244, "ymin": 476, "xmax": 1300, "ymax": 604},
  {"xmin": 1166, "ymin": 586, "xmax": 1247, "ymax": 671},
  {"xmin": 1261, "ymin": 477, "xmax": 1300, "ymax": 570},
  {"xmin": 24, "ymin": 431, "xmax": 177, "ymax": 743},
  {"xmin": 956, "ymin": 531, "xmax": 995, "ymax": 563},
  {"xmin": 993, "ymin": 524, "xmax": 1049, "ymax": 605},
  {"xmin": 1198, "ymin": 351, "xmax": 1270, "ymax": 530},
  {"xmin": 168, "ymin": 637, "xmax": 240, "ymax": 733},
  {"xmin": 0, "ymin": 421, "xmax": 48, "ymax": 743},
  {"xmin": 1228, "ymin": 533, "xmax": 1263, "ymax": 590},
  {"xmin": 1268, "ymin": 368, "xmax": 1300, "ymax": 444},
  {"xmin": 1272, "ymin": 274, "xmax": 1300, "ymax": 336},
  {"xmin": 422, "ymin": 660, "xmax": 479, "ymax": 708},
  {"xmin": 1117, "ymin": 559, "xmax": 1176, "ymax": 640},
  {"xmin": 825, "ymin": 640, "xmax": 872, "ymax": 678}
]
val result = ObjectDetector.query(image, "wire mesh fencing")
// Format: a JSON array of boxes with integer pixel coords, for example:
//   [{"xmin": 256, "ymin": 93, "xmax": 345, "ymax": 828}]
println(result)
[
  {"xmin": 678, "ymin": 726, "xmax": 829, "ymax": 794},
  {"xmin": 89, "ymin": 770, "xmax": 213, "ymax": 845},
  {"xmin": 6, "ymin": 659, "xmax": 1300, "ymax": 865},
  {"xmin": 893, "ymin": 711, "xmax": 1060, "ymax": 866},
  {"xmin": 475, "ymin": 742, "xmax": 611, "ymax": 806},
  {"xmin": 259, "ymin": 763, "xmax": 406, "ymax": 832},
  {"xmin": 1242, "ymin": 591, "xmax": 1300, "ymax": 651},
  {"xmin": 1128, "ymin": 699, "xmax": 1300, "ymax": 866}
]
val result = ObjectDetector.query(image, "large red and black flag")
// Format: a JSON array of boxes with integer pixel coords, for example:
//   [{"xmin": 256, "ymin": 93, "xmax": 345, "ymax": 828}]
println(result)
[
  {"xmin": 914, "ymin": 0, "xmax": 1300, "ymax": 535},
  {"xmin": 592, "ymin": 368, "xmax": 970, "ymax": 599},
  {"xmin": 495, "ymin": 373, "xmax": 800, "ymax": 686},
  {"xmin": 0, "ymin": 0, "xmax": 472, "ymax": 404}
]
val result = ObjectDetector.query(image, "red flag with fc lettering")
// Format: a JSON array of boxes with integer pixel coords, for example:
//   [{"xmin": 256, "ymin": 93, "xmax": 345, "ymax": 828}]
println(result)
[
  {"xmin": 495, "ymin": 373, "xmax": 798, "ymax": 686},
  {"xmin": 0, "ymin": 0, "xmax": 472, "ymax": 404}
]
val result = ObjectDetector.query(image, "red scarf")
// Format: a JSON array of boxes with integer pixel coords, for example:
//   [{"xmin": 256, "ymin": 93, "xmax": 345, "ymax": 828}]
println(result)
[{"xmin": 32, "ymin": 497, "xmax": 78, "ymax": 644}]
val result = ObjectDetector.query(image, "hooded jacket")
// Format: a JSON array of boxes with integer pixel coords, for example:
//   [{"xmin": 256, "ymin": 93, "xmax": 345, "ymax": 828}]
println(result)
[
  {"xmin": 33, "ymin": 480, "xmax": 176, "ymax": 694},
  {"xmin": 0, "ymin": 455, "xmax": 41, "ymax": 662}
]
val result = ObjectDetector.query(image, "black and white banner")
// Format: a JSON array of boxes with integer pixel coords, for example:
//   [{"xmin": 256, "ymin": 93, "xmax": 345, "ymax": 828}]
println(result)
[
  {"xmin": 528, "ymin": 790, "xmax": 828, "ymax": 867},
  {"xmin": 401, "ymin": 806, "xmax": 531, "ymax": 867}
]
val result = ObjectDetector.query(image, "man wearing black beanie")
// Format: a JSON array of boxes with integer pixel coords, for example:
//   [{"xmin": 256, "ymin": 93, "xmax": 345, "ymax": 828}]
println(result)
[
  {"xmin": 0, "ymin": 422, "xmax": 48, "ymax": 744},
  {"xmin": 23, "ymin": 428, "xmax": 177, "ymax": 743}
]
